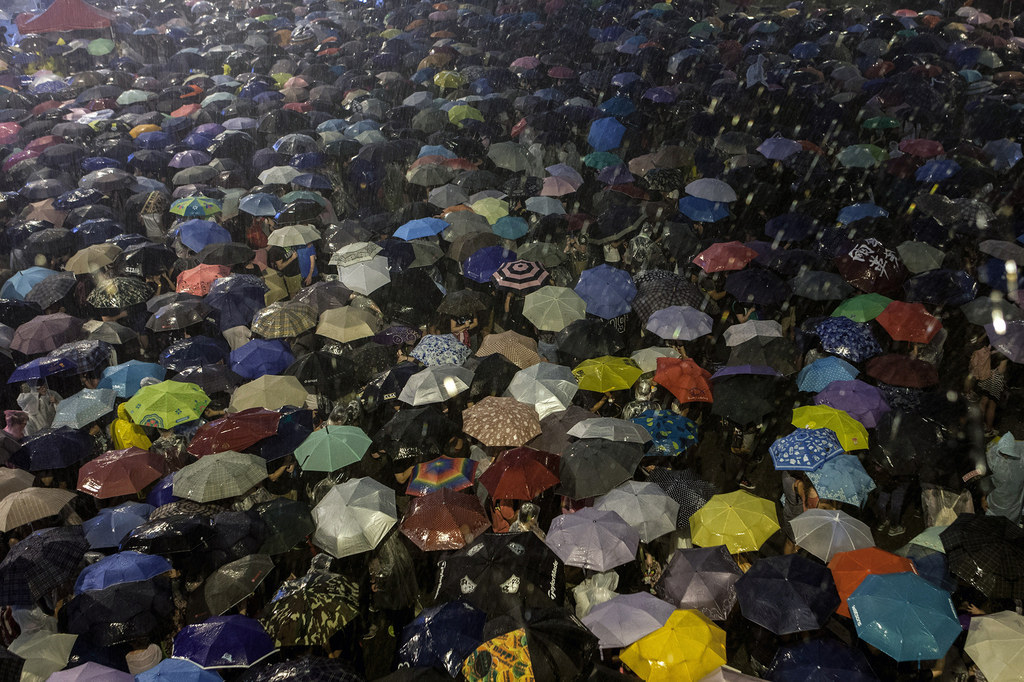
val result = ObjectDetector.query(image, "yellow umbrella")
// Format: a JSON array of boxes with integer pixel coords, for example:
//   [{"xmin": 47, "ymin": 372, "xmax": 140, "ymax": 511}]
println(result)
[
  {"xmin": 621, "ymin": 610, "xmax": 727, "ymax": 682},
  {"xmin": 271, "ymin": 72, "xmax": 292, "ymax": 87},
  {"xmin": 791, "ymin": 405, "xmax": 868, "ymax": 451},
  {"xmin": 380, "ymin": 28, "xmax": 402, "ymax": 38},
  {"xmin": 448, "ymin": 104, "xmax": 484, "ymax": 127},
  {"xmin": 690, "ymin": 490, "xmax": 779, "ymax": 554},
  {"xmin": 573, "ymin": 356, "xmax": 643, "ymax": 393},
  {"xmin": 463, "ymin": 629, "xmax": 534, "ymax": 681},
  {"xmin": 129, "ymin": 124, "xmax": 160, "ymax": 139},
  {"xmin": 432, "ymin": 69, "xmax": 465, "ymax": 89},
  {"xmin": 470, "ymin": 197, "xmax": 509, "ymax": 225}
]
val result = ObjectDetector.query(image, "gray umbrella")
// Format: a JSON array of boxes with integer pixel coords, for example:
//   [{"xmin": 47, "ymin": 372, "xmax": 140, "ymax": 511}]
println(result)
[
  {"xmin": 50, "ymin": 388, "xmax": 116, "ymax": 429},
  {"xmin": 654, "ymin": 545, "xmax": 743, "ymax": 620},
  {"xmin": 961, "ymin": 296, "xmax": 1024, "ymax": 327},
  {"xmin": 505, "ymin": 363, "xmax": 578, "ymax": 420},
  {"xmin": 559, "ymin": 438, "xmax": 644, "ymax": 500}
]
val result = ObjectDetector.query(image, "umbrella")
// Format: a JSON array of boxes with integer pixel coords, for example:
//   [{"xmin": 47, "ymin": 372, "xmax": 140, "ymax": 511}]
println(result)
[
  {"xmin": 835, "ymin": 238, "xmax": 908, "ymax": 296},
  {"xmin": 312, "ymin": 477, "xmax": 396, "ymax": 558},
  {"xmin": 172, "ymin": 450, "xmax": 267, "ymax": 503},
  {"xmin": 228, "ymin": 375, "xmax": 309, "ymax": 412},
  {"xmin": 252, "ymin": 498, "xmax": 314, "ymax": 555},
  {"xmin": 82, "ymin": 502, "xmax": 152, "ymax": 550},
  {"xmin": 148, "ymin": 300, "xmax": 213, "ymax": 332},
  {"xmin": 97, "ymin": 360, "xmax": 165, "ymax": 398},
  {"xmin": 814, "ymin": 380, "xmax": 890, "ymax": 429},
  {"xmin": 630, "ymin": 410, "xmax": 699, "ymax": 457},
  {"xmin": 690, "ymin": 490, "xmax": 780, "ymax": 554},
  {"xmin": 463, "ymin": 611, "xmax": 598, "ymax": 682},
  {"xmin": 294, "ymin": 425, "xmax": 371, "ymax": 472},
  {"xmin": 693, "ymin": 242, "xmax": 757, "ymax": 273},
  {"xmin": 136, "ymin": 659, "xmax": 222, "ymax": 681},
  {"xmin": 722, "ymin": 320, "xmax": 783, "ymax": 347},
  {"xmin": 407, "ymin": 456, "xmax": 477, "ymax": 496},
  {"xmin": 475, "ymin": 331, "xmax": 542, "ymax": 370},
  {"xmin": 493, "ymin": 260, "xmax": 549, "ymax": 293},
  {"xmin": 962, "ymin": 296, "xmax": 1023, "ymax": 328},
  {"xmin": 0, "ymin": 487, "xmax": 77, "ymax": 532},
  {"xmin": 653, "ymin": 357, "xmax": 713, "ymax": 405},
  {"xmin": 768, "ymin": 639, "xmax": 877, "ymax": 682},
  {"xmin": 234, "ymin": 657, "xmax": 360, "ymax": 681},
  {"xmin": 170, "ymin": 195, "xmax": 222, "ymax": 217},
  {"xmin": 815, "ymin": 316, "xmax": 883, "ymax": 363},
  {"xmin": 620, "ymin": 610, "xmax": 727, "ymax": 682},
  {"xmin": 126, "ymin": 379, "xmax": 210, "ymax": 429},
  {"xmin": 728, "ymin": 337, "xmax": 800, "ymax": 375},
  {"xmin": 462, "ymin": 397, "xmax": 541, "ymax": 448},
  {"xmin": 410, "ymin": 333, "xmax": 471, "ymax": 367},
  {"xmin": 49, "ymin": 663, "xmax": 132, "ymax": 682},
  {"xmin": 12, "ymin": 312, "xmax": 84, "ymax": 354},
  {"xmin": 316, "ymin": 307, "xmax": 382, "ymax": 344},
  {"xmin": 864, "ymin": 354, "xmax": 940, "ymax": 388},
  {"xmin": 82, "ymin": 320, "xmax": 137, "ymax": 345},
  {"xmin": 986, "ymin": 322, "xmax": 1024, "ymax": 363},
  {"xmin": 76, "ymin": 447, "xmax": 166, "ymax": 499},
  {"xmin": 848, "ymin": 572, "xmax": 960, "ymax": 662},
  {"xmin": 399, "ymin": 488, "xmax": 490, "ymax": 551},
  {"xmin": 875, "ymin": 301, "xmax": 942, "ymax": 344},
  {"xmin": 655, "ymin": 546, "xmax": 742, "ymax": 621},
  {"xmin": 791, "ymin": 509, "xmax": 874, "ymax": 562},
  {"xmin": 251, "ymin": 301, "xmax": 317, "ymax": 339},
  {"xmin": 187, "ymin": 553, "xmax": 275, "ymax": 622},
  {"xmin": 7, "ymin": 631, "xmax": 77, "ymax": 682},
  {"xmin": 505, "ymin": 363, "xmax": 577, "ymax": 420},
  {"xmin": 230, "ymin": 339, "xmax": 295, "ymax": 379},
  {"xmin": 575, "ymin": 264, "xmax": 636, "ymax": 319},
  {"xmin": 567, "ymin": 418, "xmax": 651, "ymax": 445},
  {"xmin": 964, "ymin": 611, "xmax": 1024, "ymax": 682},
  {"xmin": 50, "ymin": 387, "xmax": 116, "ymax": 429},
  {"xmin": 646, "ymin": 306, "xmax": 713, "ymax": 341},
  {"xmin": 260, "ymin": 571, "xmax": 361, "ymax": 647},
  {"xmin": 65, "ymin": 577, "xmax": 174, "ymax": 646},
  {"xmin": 0, "ymin": 526, "xmax": 88, "ymax": 606},
  {"xmin": 940, "ymin": 513, "xmax": 1024, "ymax": 599},
  {"xmin": 791, "ymin": 405, "xmax": 868, "ymax": 452},
  {"xmin": 47, "ymin": 339, "xmax": 110, "ymax": 374},
  {"xmin": 24, "ymin": 272, "xmax": 75, "ymax": 309},
  {"xmin": 188, "ymin": 408, "xmax": 281, "ymax": 457},
  {"xmin": 12, "ymin": 427, "xmax": 92, "ymax": 471},
  {"xmin": 8, "ymin": 356, "xmax": 77, "ymax": 384},
  {"xmin": 769, "ymin": 428, "xmax": 844, "ymax": 471},
  {"xmin": 559, "ymin": 438, "xmax": 645, "ymax": 500},
  {"xmin": 398, "ymin": 601, "xmax": 486, "ymax": 678},
  {"xmin": 573, "ymin": 356, "xmax": 643, "ymax": 393},
  {"xmin": 594, "ymin": 480, "xmax": 680, "ymax": 543},
  {"xmin": 830, "ymin": 546, "xmax": 918, "ymax": 618},
  {"xmin": 173, "ymin": 616, "xmax": 275, "ymax": 669},
  {"xmin": 399, "ymin": 365, "xmax": 474, "ymax": 406},
  {"xmin": 582, "ymin": 592, "xmax": 676, "ymax": 649},
  {"xmin": 806, "ymin": 455, "xmax": 876, "ymax": 507},
  {"xmin": 478, "ymin": 447, "xmax": 559, "ymax": 500},
  {"xmin": 735, "ymin": 554, "xmax": 840, "ymax": 635},
  {"xmin": 338, "ymin": 256, "xmax": 391, "ymax": 296}
]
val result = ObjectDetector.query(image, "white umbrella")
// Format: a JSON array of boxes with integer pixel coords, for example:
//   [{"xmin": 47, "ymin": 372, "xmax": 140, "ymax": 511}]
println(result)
[
  {"xmin": 791, "ymin": 508, "xmax": 874, "ymax": 563},
  {"xmin": 398, "ymin": 365, "xmax": 474, "ymax": 406},
  {"xmin": 267, "ymin": 224, "xmax": 320, "ymax": 247},
  {"xmin": 685, "ymin": 178, "xmax": 737, "ymax": 202},
  {"xmin": 522, "ymin": 286, "xmax": 587, "ymax": 332},
  {"xmin": 258, "ymin": 165, "xmax": 302, "ymax": 184},
  {"xmin": 329, "ymin": 241, "xmax": 382, "ymax": 267},
  {"xmin": 312, "ymin": 477, "xmax": 397, "ymax": 558},
  {"xmin": 338, "ymin": 255, "xmax": 391, "ymax": 295},
  {"xmin": 965, "ymin": 611, "xmax": 1024, "ymax": 682},
  {"xmin": 505, "ymin": 363, "xmax": 578, "ymax": 420},
  {"xmin": 9, "ymin": 631, "xmax": 78, "ymax": 682},
  {"xmin": 567, "ymin": 417, "xmax": 652, "ymax": 444},
  {"xmin": 723, "ymin": 319, "xmax": 784, "ymax": 347},
  {"xmin": 630, "ymin": 347, "xmax": 678, "ymax": 373},
  {"xmin": 594, "ymin": 480, "xmax": 680, "ymax": 543}
]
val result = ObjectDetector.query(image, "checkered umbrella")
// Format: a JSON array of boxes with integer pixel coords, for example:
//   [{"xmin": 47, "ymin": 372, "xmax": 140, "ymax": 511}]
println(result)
[
  {"xmin": 261, "ymin": 572, "xmax": 360, "ymax": 647},
  {"xmin": 173, "ymin": 451, "xmax": 267, "ymax": 503},
  {"xmin": 631, "ymin": 270, "xmax": 715, "ymax": 323},
  {"xmin": 47, "ymin": 339, "xmax": 111, "ymax": 374},
  {"xmin": 0, "ymin": 648, "xmax": 22, "ymax": 680},
  {"xmin": 940, "ymin": 513, "xmax": 1024, "ymax": 600},
  {"xmin": 492, "ymin": 260, "xmax": 549, "ymax": 292},
  {"xmin": 24, "ymin": 271, "xmax": 76, "ymax": 309},
  {"xmin": 462, "ymin": 397, "xmax": 542, "ymax": 447},
  {"xmin": 0, "ymin": 526, "xmax": 88, "ymax": 606},
  {"xmin": 251, "ymin": 301, "xmax": 317, "ymax": 339},
  {"xmin": 0, "ymin": 487, "xmax": 77, "ymax": 532}
]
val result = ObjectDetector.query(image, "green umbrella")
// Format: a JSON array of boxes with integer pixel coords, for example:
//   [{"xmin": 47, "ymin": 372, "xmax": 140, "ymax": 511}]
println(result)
[
  {"xmin": 583, "ymin": 151, "xmax": 623, "ymax": 169},
  {"xmin": 294, "ymin": 425, "xmax": 372, "ymax": 472},
  {"xmin": 831, "ymin": 294, "xmax": 894, "ymax": 322},
  {"xmin": 861, "ymin": 116, "xmax": 900, "ymax": 130},
  {"xmin": 87, "ymin": 38, "xmax": 115, "ymax": 56},
  {"xmin": 836, "ymin": 144, "xmax": 887, "ymax": 168},
  {"xmin": 172, "ymin": 450, "xmax": 267, "ymax": 503},
  {"xmin": 115, "ymin": 89, "xmax": 153, "ymax": 106},
  {"xmin": 261, "ymin": 572, "xmax": 360, "ymax": 647},
  {"xmin": 125, "ymin": 380, "xmax": 210, "ymax": 429},
  {"xmin": 523, "ymin": 286, "xmax": 587, "ymax": 332}
]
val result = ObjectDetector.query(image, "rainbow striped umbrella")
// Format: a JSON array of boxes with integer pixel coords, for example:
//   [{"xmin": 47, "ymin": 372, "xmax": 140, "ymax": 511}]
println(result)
[{"xmin": 406, "ymin": 456, "xmax": 477, "ymax": 497}]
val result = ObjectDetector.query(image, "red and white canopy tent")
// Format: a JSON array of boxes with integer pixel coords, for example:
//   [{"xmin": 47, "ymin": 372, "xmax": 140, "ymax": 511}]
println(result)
[{"xmin": 16, "ymin": 0, "xmax": 114, "ymax": 34}]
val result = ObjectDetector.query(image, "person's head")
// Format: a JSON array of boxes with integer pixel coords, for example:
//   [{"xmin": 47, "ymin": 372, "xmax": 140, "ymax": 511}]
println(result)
[{"xmin": 3, "ymin": 410, "xmax": 28, "ymax": 439}]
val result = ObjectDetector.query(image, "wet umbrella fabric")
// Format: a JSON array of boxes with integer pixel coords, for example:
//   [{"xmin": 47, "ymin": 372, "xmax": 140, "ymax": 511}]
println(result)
[
  {"xmin": 397, "ymin": 602, "xmax": 487, "ymax": 677},
  {"xmin": 654, "ymin": 545, "xmax": 742, "ymax": 621},
  {"xmin": 735, "ymin": 554, "xmax": 840, "ymax": 635},
  {"xmin": 173, "ymin": 616, "xmax": 275, "ymax": 669}
]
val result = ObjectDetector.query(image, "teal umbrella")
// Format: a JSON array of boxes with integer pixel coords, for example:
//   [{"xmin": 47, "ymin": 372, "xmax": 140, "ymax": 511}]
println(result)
[{"xmin": 294, "ymin": 425, "xmax": 372, "ymax": 472}]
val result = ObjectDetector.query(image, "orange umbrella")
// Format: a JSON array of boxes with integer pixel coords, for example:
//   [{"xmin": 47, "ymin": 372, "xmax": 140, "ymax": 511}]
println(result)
[
  {"xmin": 829, "ymin": 547, "xmax": 916, "ymax": 617},
  {"xmin": 875, "ymin": 301, "xmax": 942, "ymax": 344},
  {"xmin": 176, "ymin": 264, "xmax": 230, "ymax": 296},
  {"xmin": 654, "ymin": 357, "xmax": 713, "ymax": 404}
]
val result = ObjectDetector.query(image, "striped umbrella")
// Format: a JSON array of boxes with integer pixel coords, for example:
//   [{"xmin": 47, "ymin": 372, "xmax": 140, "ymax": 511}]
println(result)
[{"xmin": 492, "ymin": 260, "xmax": 549, "ymax": 292}]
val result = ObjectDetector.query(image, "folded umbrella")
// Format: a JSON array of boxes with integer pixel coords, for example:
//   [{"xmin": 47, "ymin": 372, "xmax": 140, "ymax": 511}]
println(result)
[
  {"xmin": 655, "ymin": 545, "xmax": 742, "ymax": 620},
  {"xmin": 735, "ymin": 554, "xmax": 840, "ymax": 635}
]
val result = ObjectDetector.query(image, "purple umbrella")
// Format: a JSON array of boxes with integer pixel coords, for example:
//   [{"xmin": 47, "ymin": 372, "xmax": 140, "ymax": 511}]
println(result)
[
  {"xmin": 11, "ymin": 313, "xmax": 84, "ymax": 355},
  {"xmin": 582, "ymin": 592, "xmax": 676, "ymax": 649},
  {"xmin": 814, "ymin": 380, "xmax": 891, "ymax": 429},
  {"xmin": 545, "ymin": 507, "xmax": 639, "ymax": 572},
  {"xmin": 173, "ymin": 615, "xmax": 275, "ymax": 669},
  {"xmin": 985, "ymin": 321, "xmax": 1024, "ymax": 363},
  {"xmin": 654, "ymin": 545, "xmax": 742, "ymax": 620},
  {"xmin": 645, "ymin": 305, "xmax": 713, "ymax": 341}
]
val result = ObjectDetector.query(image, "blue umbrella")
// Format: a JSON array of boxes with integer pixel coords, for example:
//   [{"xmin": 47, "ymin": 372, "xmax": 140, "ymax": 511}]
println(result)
[
  {"xmin": 463, "ymin": 246, "xmax": 517, "ymax": 284},
  {"xmin": 815, "ymin": 317, "xmax": 883, "ymax": 363},
  {"xmin": 206, "ymin": 275, "xmax": 268, "ymax": 330},
  {"xmin": 394, "ymin": 217, "xmax": 448, "ymax": 241},
  {"xmin": 736, "ymin": 554, "xmax": 840, "ymax": 635},
  {"xmin": 136, "ymin": 658, "xmax": 222, "ymax": 682},
  {"xmin": 765, "ymin": 212, "xmax": 817, "ymax": 241},
  {"xmin": 12, "ymin": 427, "xmax": 93, "ymax": 471},
  {"xmin": 73, "ymin": 218, "xmax": 124, "ymax": 246},
  {"xmin": 135, "ymin": 131, "xmax": 174, "ymax": 149},
  {"xmin": 229, "ymin": 339, "xmax": 295, "ymax": 380},
  {"xmin": 900, "ymin": 544, "xmax": 956, "ymax": 592},
  {"xmin": 238, "ymin": 192, "xmax": 283, "ymax": 217},
  {"xmin": 8, "ymin": 355, "xmax": 77, "ymax": 384},
  {"xmin": 97, "ymin": 360, "xmax": 166, "ymax": 398},
  {"xmin": 630, "ymin": 409, "xmax": 698, "ymax": 457},
  {"xmin": 678, "ymin": 196, "xmax": 730, "ymax": 222},
  {"xmin": 796, "ymin": 356, "xmax": 860, "ymax": 393},
  {"xmin": 598, "ymin": 96, "xmax": 635, "ymax": 116},
  {"xmin": 48, "ymin": 339, "xmax": 111, "ymax": 373},
  {"xmin": 147, "ymin": 473, "xmax": 178, "ymax": 507},
  {"xmin": 397, "ymin": 601, "xmax": 486, "ymax": 677},
  {"xmin": 770, "ymin": 428, "xmax": 845, "ymax": 471},
  {"xmin": 915, "ymin": 159, "xmax": 960, "ymax": 183},
  {"xmin": 903, "ymin": 269, "xmax": 976, "ymax": 306},
  {"xmin": 173, "ymin": 615, "xmax": 275, "ymax": 669},
  {"xmin": 492, "ymin": 215, "xmax": 529, "ymax": 239},
  {"xmin": 410, "ymin": 334, "xmax": 471, "ymax": 367},
  {"xmin": 848, "ymin": 572, "xmax": 960, "ymax": 662},
  {"xmin": 983, "ymin": 138, "xmax": 1022, "ymax": 171},
  {"xmin": 159, "ymin": 336, "xmax": 230, "ymax": 372},
  {"xmin": 588, "ymin": 117, "xmax": 626, "ymax": 152},
  {"xmin": 837, "ymin": 203, "xmax": 888, "ymax": 225},
  {"xmin": 83, "ymin": 502, "xmax": 153, "ymax": 549},
  {"xmin": 768, "ymin": 638, "xmax": 877, "ymax": 682},
  {"xmin": 291, "ymin": 173, "xmax": 332, "ymax": 190},
  {"xmin": 50, "ymin": 388, "xmax": 117, "ymax": 429},
  {"xmin": 806, "ymin": 454, "xmax": 876, "ymax": 507},
  {"xmin": 418, "ymin": 145, "xmax": 457, "ymax": 159},
  {"xmin": 259, "ymin": 408, "xmax": 314, "ymax": 462},
  {"xmin": 175, "ymin": 219, "xmax": 232, "ymax": 253},
  {"xmin": 0, "ymin": 267, "xmax": 58, "ymax": 301},
  {"xmin": 74, "ymin": 550, "xmax": 172, "ymax": 595},
  {"xmin": 575, "ymin": 264, "xmax": 636, "ymax": 319}
]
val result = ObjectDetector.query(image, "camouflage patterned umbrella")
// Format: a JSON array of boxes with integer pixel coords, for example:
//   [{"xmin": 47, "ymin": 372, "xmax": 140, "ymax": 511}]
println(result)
[{"xmin": 260, "ymin": 572, "xmax": 360, "ymax": 647}]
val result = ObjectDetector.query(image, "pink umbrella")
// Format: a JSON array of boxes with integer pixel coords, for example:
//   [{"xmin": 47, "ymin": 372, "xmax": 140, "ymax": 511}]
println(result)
[
  {"xmin": 693, "ymin": 241, "xmax": 759, "ymax": 273},
  {"xmin": 510, "ymin": 56, "xmax": 541, "ymax": 70},
  {"xmin": 176, "ymin": 264, "xmax": 230, "ymax": 296},
  {"xmin": 898, "ymin": 139, "xmax": 944, "ymax": 158}
]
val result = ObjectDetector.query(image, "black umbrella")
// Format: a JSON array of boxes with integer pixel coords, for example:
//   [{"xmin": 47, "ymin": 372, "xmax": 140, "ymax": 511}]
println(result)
[
  {"xmin": 24, "ymin": 271, "xmax": 76, "ymax": 310},
  {"xmin": 116, "ymin": 242, "xmax": 177, "ymax": 277},
  {"xmin": 474, "ymin": 607, "xmax": 598, "ymax": 682},
  {"xmin": 252, "ymin": 497, "xmax": 314, "ymax": 555},
  {"xmin": 0, "ymin": 526, "xmax": 88, "ymax": 607},
  {"xmin": 121, "ymin": 514, "xmax": 216, "ymax": 556},
  {"xmin": 727, "ymin": 337, "xmax": 801, "ymax": 375},
  {"xmin": 434, "ymin": 532, "xmax": 565, "ymax": 617},
  {"xmin": 209, "ymin": 510, "xmax": 267, "ymax": 566},
  {"xmin": 11, "ymin": 427, "xmax": 92, "ymax": 471},
  {"xmin": 735, "ymin": 554, "xmax": 840, "ymax": 635},
  {"xmin": 283, "ymin": 351, "xmax": 358, "ymax": 399},
  {"xmin": 238, "ymin": 657, "xmax": 364, "ymax": 682},
  {"xmin": 198, "ymin": 242, "xmax": 255, "ymax": 267},
  {"xmin": 374, "ymin": 406, "xmax": 455, "ymax": 465},
  {"xmin": 24, "ymin": 227, "xmax": 75, "ymax": 259},
  {"xmin": 188, "ymin": 553, "xmax": 276, "ymax": 622},
  {"xmin": 555, "ymin": 318, "xmax": 624, "ymax": 366},
  {"xmin": 0, "ymin": 299, "xmax": 43, "ymax": 328},
  {"xmin": 711, "ymin": 374, "xmax": 779, "ymax": 426},
  {"xmin": 65, "ymin": 576, "xmax": 174, "ymax": 646},
  {"xmin": 646, "ymin": 467, "xmax": 720, "ymax": 527},
  {"xmin": 147, "ymin": 300, "xmax": 213, "ymax": 332},
  {"xmin": 467, "ymin": 353, "xmax": 519, "ymax": 403},
  {"xmin": 438, "ymin": 289, "xmax": 490, "ymax": 317},
  {"xmin": 559, "ymin": 438, "xmax": 644, "ymax": 499},
  {"xmin": 291, "ymin": 281, "xmax": 352, "ymax": 314},
  {"xmin": 171, "ymin": 364, "xmax": 245, "ymax": 395},
  {"xmin": 940, "ymin": 513, "xmax": 1024, "ymax": 600}
]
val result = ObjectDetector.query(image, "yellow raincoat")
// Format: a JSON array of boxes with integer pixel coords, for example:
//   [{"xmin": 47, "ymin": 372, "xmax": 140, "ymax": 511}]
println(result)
[{"xmin": 111, "ymin": 403, "xmax": 152, "ymax": 451}]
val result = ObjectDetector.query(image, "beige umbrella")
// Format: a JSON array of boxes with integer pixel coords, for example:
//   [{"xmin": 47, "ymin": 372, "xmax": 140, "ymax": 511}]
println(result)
[
  {"xmin": 25, "ymin": 200, "xmax": 66, "ymax": 228},
  {"xmin": 267, "ymin": 223, "xmax": 321, "ymax": 247},
  {"xmin": 316, "ymin": 307, "xmax": 382, "ymax": 343},
  {"xmin": 462, "ymin": 396, "xmax": 542, "ymax": 447},
  {"xmin": 474, "ymin": 330, "xmax": 541, "ymax": 369},
  {"xmin": 228, "ymin": 375, "xmax": 309, "ymax": 412},
  {"xmin": 523, "ymin": 286, "xmax": 587, "ymax": 332},
  {"xmin": 0, "ymin": 488, "xmax": 77, "ymax": 532},
  {"xmin": 0, "ymin": 469, "xmax": 35, "ymax": 499},
  {"xmin": 9, "ymin": 631, "xmax": 78, "ymax": 682},
  {"xmin": 65, "ymin": 243, "xmax": 122, "ymax": 275}
]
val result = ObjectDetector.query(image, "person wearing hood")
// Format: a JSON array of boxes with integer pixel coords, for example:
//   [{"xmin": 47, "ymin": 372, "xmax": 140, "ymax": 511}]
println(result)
[
  {"xmin": 110, "ymin": 402, "xmax": 152, "ymax": 451},
  {"xmin": 983, "ymin": 432, "xmax": 1024, "ymax": 525},
  {"xmin": 16, "ymin": 382, "xmax": 60, "ymax": 437}
]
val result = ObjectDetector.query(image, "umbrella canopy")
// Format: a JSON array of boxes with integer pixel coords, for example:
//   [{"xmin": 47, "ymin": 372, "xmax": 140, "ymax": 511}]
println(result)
[
  {"xmin": 260, "ymin": 571, "xmax": 360, "ymax": 647},
  {"xmin": 0, "ymin": 487, "xmax": 77, "ymax": 532},
  {"xmin": 620, "ymin": 609, "xmax": 727, "ymax": 682},
  {"xmin": 506, "ymin": 363, "xmax": 578, "ymax": 420},
  {"xmin": 478, "ymin": 446, "xmax": 559, "ymax": 500},
  {"xmin": 829, "ymin": 547, "xmax": 917, "ymax": 618},
  {"xmin": 398, "ymin": 601, "xmax": 487, "ymax": 678},
  {"xmin": 126, "ymin": 379, "xmax": 210, "ymax": 429},
  {"xmin": 690, "ymin": 490, "xmax": 780, "ymax": 554},
  {"xmin": 876, "ymin": 301, "xmax": 942, "ymax": 344},
  {"xmin": 545, "ymin": 507, "xmax": 640, "ymax": 572},
  {"xmin": 582, "ymin": 592, "xmax": 676, "ymax": 649},
  {"xmin": 964, "ymin": 611, "xmax": 1024, "ymax": 682},
  {"xmin": 791, "ymin": 405, "xmax": 868, "ymax": 452},
  {"xmin": 407, "ymin": 456, "xmax": 477, "ymax": 496},
  {"xmin": 229, "ymin": 375, "xmax": 309, "ymax": 412},
  {"xmin": 735, "ymin": 554, "xmax": 840, "ymax": 635},
  {"xmin": 940, "ymin": 513, "xmax": 1024, "ymax": 600},
  {"xmin": 188, "ymin": 408, "xmax": 281, "ymax": 457},
  {"xmin": 655, "ymin": 545, "xmax": 742, "ymax": 621},
  {"xmin": 768, "ymin": 639, "xmax": 877, "ymax": 682},
  {"xmin": 769, "ymin": 428, "xmax": 844, "ymax": 471},
  {"xmin": 97, "ymin": 360, "xmax": 165, "ymax": 398},
  {"xmin": 294, "ymin": 425, "xmax": 372, "ymax": 472},
  {"xmin": 399, "ymin": 365, "xmax": 474, "ymax": 406},
  {"xmin": 173, "ymin": 615, "xmax": 275, "ymax": 669},
  {"xmin": 573, "ymin": 356, "xmax": 644, "ymax": 393},
  {"xmin": 462, "ymin": 397, "xmax": 541, "ymax": 448},
  {"xmin": 848, "ymin": 572, "xmax": 961, "ymax": 662},
  {"xmin": 189, "ymin": 554, "xmax": 275, "ymax": 620},
  {"xmin": 575, "ymin": 264, "xmax": 636, "ymax": 319},
  {"xmin": 312, "ymin": 477, "xmax": 397, "ymax": 558},
  {"xmin": 791, "ymin": 508, "xmax": 874, "ymax": 562},
  {"xmin": 0, "ymin": 526, "xmax": 88, "ymax": 606},
  {"xmin": 814, "ymin": 380, "xmax": 890, "ymax": 429},
  {"xmin": 172, "ymin": 450, "xmax": 267, "ymax": 503},
  {"xmin": 559, "ymin": 438, "xmax": 645, "ymax": 500},
  {"xmin": 594, "ymin": 480, "xmax": 680, "ymax": 543},
  {"xmin": 50, "ymin": 387, "xmax": 116, "ymax": 429},
  {"xmin": 646, "ymin": 306, "xmax": 713, "ymax": 341},
  {"xmin": 76, "ymin": 446, "xmax": 166, "ymax": 499}
]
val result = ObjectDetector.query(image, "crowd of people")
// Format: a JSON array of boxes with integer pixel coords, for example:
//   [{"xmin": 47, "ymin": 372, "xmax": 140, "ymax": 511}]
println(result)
[{"xmin": 0, "ymin": 0, "xmax": 1023, "ymax": 678}]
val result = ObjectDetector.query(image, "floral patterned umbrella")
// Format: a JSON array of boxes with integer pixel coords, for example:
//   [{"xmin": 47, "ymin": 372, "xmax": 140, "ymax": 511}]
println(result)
[{"xmin": 410, "ymin": 333, "xmax": 471, "ymax": 367}]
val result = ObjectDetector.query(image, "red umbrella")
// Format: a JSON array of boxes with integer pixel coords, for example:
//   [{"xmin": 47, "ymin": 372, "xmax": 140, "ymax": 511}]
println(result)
[
  {"xmin": 692, "ymin": 241, "xmax": 758, "ymax": 273},
  {"xmin": 478, "ymin": 446, "xmax": 560, "ymax": 500},
  {"xmin": 11, "ymin": 312, "xmax": 84, "ymax": 355},
  {"xmin": 653, "ymin": 357, "xmax": 713, "ymax": 404},
  {"xmin": 77, "ymin": 447, "xmax": 167, "ymax": 499},
  {"xmin": 834, "ymin": 238, "xmax": 908, "ymax": 296},
  {"xmin": 188, "ymin": 408, "xmax": 282, "ymax": 457},
  {"xmin": 897, "ymin": 139, "xmax": 944, "ymax": 158},
  {"xmin": 829, "ymin": 547, "xmax": 916, "ymax": 617},
  {"xmin": 176, "ymin": 264, "xmax": 230, "ymax": 296},
  {"xmin": 875, "ymin": 301, "xmax": 942, "ymax": 344},
  {"xmin": 865, "ymin": 354, "xmax": 939, "ymax": 388},
  {"xmin": 399, "ymin": 488, "xmax": 490, "ymax": 551}
]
